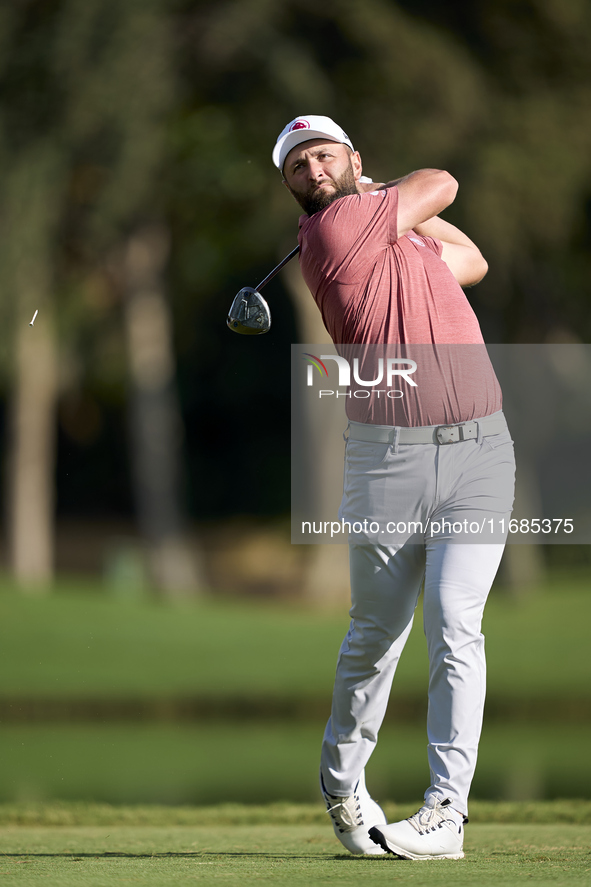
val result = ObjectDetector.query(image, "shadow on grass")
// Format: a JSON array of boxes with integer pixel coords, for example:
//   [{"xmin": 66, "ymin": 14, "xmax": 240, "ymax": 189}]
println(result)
[{"xmin": 0, "ymin": 851, "xmax": 386, "ymax": 861}]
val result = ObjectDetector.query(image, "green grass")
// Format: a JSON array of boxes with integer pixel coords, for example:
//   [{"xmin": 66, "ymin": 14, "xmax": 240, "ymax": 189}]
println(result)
[
  {"xmin": 0, "ymin": 583, "xmax": 352, "ymax": 699},
  {"xmin": 2, "ymin": 722, "xmax": 591, "ymax": 806},
  {"xmin": 0, "ymin": 805, "xmax": 590, "ymax": 886},
  {"xmin": 483, "ymin": 572, "xmax": 591, "ymax": 698},
  {"xmin": 0, "ymin": 572, "xmax": 590, "ymax": 701},
  {"xmin": 1, "ymin": 574, "xmax": 590, "ymax": 810},
  {"xmin": 2, "ymin": 799, "xmax": 591, "ymax": 826}
]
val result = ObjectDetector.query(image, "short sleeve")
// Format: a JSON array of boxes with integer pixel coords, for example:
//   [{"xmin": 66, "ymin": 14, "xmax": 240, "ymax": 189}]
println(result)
[
  {"xmin": 299, "ymin": 188, "xmax": 399, "ymax": 285},
  {"xmin": 406, "ymin": 233, "xmax": 443, "ymax": 257}
]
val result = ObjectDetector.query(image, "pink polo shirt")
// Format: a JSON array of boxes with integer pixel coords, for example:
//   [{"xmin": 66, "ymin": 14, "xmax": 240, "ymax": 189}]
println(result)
[{"xmin": 298, "ymin": 187, "xmax": 502, "ymax": 426}]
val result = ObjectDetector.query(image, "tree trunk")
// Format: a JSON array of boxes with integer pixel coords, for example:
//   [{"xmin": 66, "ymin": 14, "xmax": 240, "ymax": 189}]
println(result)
[
  {"xmin": 3, "ymin": 149, "xmax": 61, "ymax": 591},
  {"xmin": 498, "ymin": 463, "xmax": 545, "ymax": 596},
  {"xmin": 283, "ymin": 258, "xmax": 350, "ymax": 608},
  {"xmin": 7, "ymin": 318, "xmax": 58, "ymax": 589},
  {"xmin": 120, "ymin": 223, "xmax": 203, "ymax": 598}
]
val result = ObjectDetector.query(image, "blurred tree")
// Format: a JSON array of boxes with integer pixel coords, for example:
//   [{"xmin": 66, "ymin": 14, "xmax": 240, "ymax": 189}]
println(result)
[
  {"xmin": 1, "ymin": 146, "xmax": 61, "ymax": 587},
  {"xmin": 424, "ymin": 0, "xmax": 591, "ymax": 344},
  {"xmin": 118, "ymin": 222, "xmax": 201, "ymax": 596},
  {"xmin": 2, "ymin": 0, "xmax": 589, "ymax": 595},
  {"xmin": 0, "ymin": 0, "xmax": 201, "ymax": 594}
]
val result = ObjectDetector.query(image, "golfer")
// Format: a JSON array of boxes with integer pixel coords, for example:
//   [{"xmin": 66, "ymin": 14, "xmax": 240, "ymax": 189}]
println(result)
[{"xmin": 273, "ymin": 116, "xmax": 515, "ymax": 860}]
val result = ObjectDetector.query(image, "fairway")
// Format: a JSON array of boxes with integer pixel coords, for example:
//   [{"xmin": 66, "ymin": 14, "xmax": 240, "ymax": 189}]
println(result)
[
  {"xmin": 1, "ymin": 819, "xmax": 590, "ymax": 886},
  {"xmin": 2, "ymin": 577, "xmax": 590, "ymax": 701}
]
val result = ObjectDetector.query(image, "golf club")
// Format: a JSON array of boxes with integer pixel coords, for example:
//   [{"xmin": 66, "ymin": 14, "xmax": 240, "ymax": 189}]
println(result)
[{"xmin": 227, "ymin": 245, "xmax": 300, "ymax": 335}]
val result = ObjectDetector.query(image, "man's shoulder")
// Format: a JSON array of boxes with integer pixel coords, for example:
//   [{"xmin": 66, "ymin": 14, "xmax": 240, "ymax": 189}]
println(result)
[{"xmin": 301, "ymin": 189, "xmax": 392, "ymax": 232}]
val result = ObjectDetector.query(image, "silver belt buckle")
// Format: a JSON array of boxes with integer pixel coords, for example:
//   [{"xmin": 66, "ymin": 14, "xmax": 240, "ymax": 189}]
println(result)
[
  {"xmin": 436, "ymin": 425, "xmax": 460, "ymax": 444},
  {"xmin": 436, "ymin": 421, "xmax": 477, "ymax": 445}
]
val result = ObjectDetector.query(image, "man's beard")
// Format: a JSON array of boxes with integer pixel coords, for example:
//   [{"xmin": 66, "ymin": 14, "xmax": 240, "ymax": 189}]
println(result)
[{"xmin": 288, "ymin": 162, "xmax": 358, "ymax": 216}]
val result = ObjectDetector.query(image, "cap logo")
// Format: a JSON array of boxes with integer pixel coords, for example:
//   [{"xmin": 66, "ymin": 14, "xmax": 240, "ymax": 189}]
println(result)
[{"xmin": 290, "ymin": 120, "xmax": 310, "ymax": 131}]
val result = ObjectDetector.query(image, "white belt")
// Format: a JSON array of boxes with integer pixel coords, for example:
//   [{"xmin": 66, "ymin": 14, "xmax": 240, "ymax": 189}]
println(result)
[{"xmin": 348, "ymin": 411, "xmax": 507, "ymax": 445}]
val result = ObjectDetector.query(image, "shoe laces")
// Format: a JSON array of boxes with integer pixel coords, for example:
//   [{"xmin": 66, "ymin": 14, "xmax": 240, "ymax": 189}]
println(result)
[
  {"xmin": 407, "ymin": 799, "xmax": 461, "ymax": 836},
  {"xmin": 322, "ymin": 779, "xmax": 363, "ymax": 833}
]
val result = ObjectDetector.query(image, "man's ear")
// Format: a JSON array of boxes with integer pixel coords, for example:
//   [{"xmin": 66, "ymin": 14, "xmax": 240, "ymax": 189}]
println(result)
[{"xmin": 351, "ymin": 151, "xmax": 363, "ymax": 182}]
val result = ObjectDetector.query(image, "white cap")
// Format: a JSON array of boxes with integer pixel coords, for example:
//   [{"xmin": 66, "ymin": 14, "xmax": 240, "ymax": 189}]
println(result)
[{"xmin": 272, "ymin": 115, "xmax": 354, "ymax": 172}]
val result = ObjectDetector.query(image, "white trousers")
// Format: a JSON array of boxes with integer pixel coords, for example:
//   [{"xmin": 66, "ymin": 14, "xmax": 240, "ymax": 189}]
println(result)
[{"xmin": 320, "ymin": 417, "xmax": 515, "ymax": 815}]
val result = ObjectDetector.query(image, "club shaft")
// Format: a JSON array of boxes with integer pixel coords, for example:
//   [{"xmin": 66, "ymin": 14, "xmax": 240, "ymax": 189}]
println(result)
[{"xmin": 255, "ymin": 245, "xmax": 300, "ymax": 291}]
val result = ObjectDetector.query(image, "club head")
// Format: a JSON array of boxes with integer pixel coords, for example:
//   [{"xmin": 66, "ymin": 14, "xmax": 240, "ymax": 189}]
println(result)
[{"xmin": 227, "ymin": 287, "xmax": 271, "ymax": 335}]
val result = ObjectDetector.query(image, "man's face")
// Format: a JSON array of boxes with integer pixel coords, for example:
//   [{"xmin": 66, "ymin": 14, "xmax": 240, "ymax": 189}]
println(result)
[{"xmin": 282, "ymin": 139, "xmax": 362, "ymax": 215}]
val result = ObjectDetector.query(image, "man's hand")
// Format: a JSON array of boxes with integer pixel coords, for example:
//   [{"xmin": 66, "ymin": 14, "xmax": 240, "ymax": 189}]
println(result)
[{"xmin": 414, "ymin": 216, "xmax": 488, "ymax": 287}]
